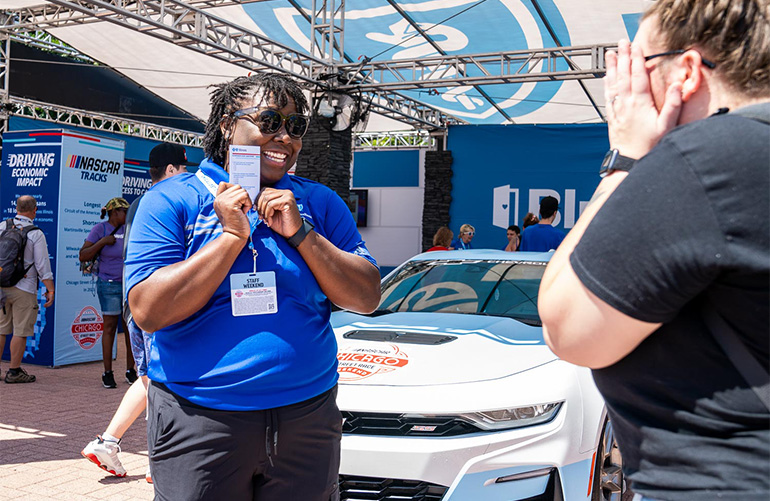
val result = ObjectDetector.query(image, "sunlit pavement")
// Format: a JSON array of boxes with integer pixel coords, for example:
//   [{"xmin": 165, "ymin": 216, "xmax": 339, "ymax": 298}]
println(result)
[{"xmin": 0, "ymin": 333, "xmax": 154, "ymax": 500}]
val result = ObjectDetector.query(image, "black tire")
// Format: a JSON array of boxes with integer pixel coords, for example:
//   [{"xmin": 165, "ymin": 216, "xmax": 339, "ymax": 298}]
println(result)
[{"xmin": 591, "ymin": 417, "xmax": 630, "ymax": 501}]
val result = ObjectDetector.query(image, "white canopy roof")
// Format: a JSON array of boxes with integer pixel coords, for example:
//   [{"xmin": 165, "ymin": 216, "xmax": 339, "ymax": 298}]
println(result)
[{"xmin": 4, "ymin": 0, "xmax": 650, "ymax": 130}]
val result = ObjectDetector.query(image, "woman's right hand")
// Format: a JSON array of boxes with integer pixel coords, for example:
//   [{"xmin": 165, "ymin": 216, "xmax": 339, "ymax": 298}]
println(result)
[
  {"xmin": 101, "ymin": 235, "xmax": 117, "ymax": 246},
  {"xmin": 214, "ymin": 182, "xmax": 252, "ymax": 240}
]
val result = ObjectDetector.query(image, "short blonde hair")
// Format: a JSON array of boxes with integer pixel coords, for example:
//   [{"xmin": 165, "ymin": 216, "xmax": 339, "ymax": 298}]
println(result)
[{"xmin": 459, "ymin": 224, "xmax": 475, "ymax": 235}]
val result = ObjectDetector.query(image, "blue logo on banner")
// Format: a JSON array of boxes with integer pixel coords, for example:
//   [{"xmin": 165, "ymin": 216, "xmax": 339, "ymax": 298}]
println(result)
[{"xmin": 243, "ymin": 0, "xmax": 570, "ymax": 123}]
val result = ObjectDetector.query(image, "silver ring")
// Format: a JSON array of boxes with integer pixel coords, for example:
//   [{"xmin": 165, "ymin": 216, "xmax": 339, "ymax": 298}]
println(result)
[{"xmin": 611, "ymin": 95, "xmax": 619, "ymax": 104}]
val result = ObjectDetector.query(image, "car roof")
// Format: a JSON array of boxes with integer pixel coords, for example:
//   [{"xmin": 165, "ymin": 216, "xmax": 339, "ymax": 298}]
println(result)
[{"xmin": 407, "ymin": 249, "xmax": 554, "ymax": 263}]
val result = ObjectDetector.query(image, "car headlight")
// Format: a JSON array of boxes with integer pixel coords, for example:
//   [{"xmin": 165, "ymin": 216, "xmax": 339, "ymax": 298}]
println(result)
[{"xmin": 455, "ymin": 401, "xmax": 563, "ymax": 431}]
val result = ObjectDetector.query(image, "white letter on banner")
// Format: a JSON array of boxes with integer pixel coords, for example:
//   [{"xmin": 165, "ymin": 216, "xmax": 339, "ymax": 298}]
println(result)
[
  {"xmin": 564, "ymin": 189, "xmax": 576, "ymax": 228},
  {"xmin": 492, "ymin": 185, "xmax": 519, "ymax": 229}
]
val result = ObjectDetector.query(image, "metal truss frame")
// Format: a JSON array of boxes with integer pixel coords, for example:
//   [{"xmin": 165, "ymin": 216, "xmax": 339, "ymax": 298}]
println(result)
[
  {"xmin": 1, "ymin": 1, "xmax": 614, "ymax": 128},
  {"xmin": 5, "ymin": 96, "xmax": 434, "ymax": 150},
  {"xmin": 0, "ymin": 30, "xmax": 9, "ymax": 135},
  {"xmin": 354, "ymin": 130, "xmax": 433, "ymax": 151},
  {"xmin": 2, "ymin": 0, "xmax": 455, "ymax": 128},
  {"xmin": 7, "ymin": 96, "xmax": 205, "ymax": 147},
  {"xmin": 9, "ymin": 30, "xmax": 95, "ymax": 62},
  {"xmin": 339, "ymin": 45, "xmax": 611, "ymax": 92}
]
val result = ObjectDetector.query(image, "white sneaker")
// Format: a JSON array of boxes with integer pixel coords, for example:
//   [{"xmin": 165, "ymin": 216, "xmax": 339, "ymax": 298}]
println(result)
[{"xmin": 81, "ymin": 435, "xmax": 127, "ymax": 477}]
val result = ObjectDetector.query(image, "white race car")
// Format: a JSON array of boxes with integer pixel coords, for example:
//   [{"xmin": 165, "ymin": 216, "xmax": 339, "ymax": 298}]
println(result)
[{"xmin": 333, "ymin": 250, "xmax": 625, "ymax": 501}]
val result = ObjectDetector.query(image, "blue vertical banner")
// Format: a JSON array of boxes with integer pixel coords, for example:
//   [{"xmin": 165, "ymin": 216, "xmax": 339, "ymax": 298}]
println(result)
[
  {"xmin": 448, "ymin": 124, "xmax": 609, "ymax": 251},
  {"xmin": 1, "ymin": 128, "xmax": 127, "ymax": 366},
  {"xmin": 0, "ymin": 131, "xmax": 62, "ymax": 366},
  {"xmin": 122, "ymin": 159, "xmax": 153, "ymax": 204}
]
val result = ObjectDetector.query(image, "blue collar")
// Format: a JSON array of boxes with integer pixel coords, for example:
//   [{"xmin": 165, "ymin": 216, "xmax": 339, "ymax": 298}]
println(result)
[{"xmin": 198, "ymin": 157, "xmax": 228, "ymax": 185}]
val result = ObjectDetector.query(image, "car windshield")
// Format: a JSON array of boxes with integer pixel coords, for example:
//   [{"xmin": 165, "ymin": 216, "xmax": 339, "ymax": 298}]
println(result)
[{"xmin": 377, "ymin": 259, "xmax": 545, "ymax": 325}]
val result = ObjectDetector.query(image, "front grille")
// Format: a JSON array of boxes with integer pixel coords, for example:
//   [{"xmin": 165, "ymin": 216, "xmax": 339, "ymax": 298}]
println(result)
[
  {"xmin": 341, "ymin": 411, "xmax": 481, "ymax": 436},
  {"xmin": 339, "ymin": 475, "xmax": 448, "ymax": 501}
]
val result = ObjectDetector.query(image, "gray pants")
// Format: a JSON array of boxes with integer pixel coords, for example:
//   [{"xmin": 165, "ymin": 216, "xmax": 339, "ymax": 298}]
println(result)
[{"xmin": 148, "ymin": 381, "xmax": 341, "ymax": 501}]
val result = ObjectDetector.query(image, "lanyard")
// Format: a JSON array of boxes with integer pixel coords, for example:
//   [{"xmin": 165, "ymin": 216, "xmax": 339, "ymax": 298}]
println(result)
[{"xmin": 196, "ymin": 169, "xmax": 261, "ymax": 273}]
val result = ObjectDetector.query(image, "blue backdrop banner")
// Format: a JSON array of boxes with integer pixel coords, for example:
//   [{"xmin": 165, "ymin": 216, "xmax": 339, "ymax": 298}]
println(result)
[{"xmin": 447, "ymin": 124, "xmax": 608, "ymax": 251}]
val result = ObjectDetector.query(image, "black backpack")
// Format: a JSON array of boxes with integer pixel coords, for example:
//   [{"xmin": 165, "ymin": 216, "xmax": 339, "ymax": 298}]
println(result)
[{"xmin": 0, "ymin": 219, "xmax": 40, "ymax": 288}]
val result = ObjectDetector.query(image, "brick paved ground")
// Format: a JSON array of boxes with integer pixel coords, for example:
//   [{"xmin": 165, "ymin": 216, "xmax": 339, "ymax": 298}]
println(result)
[{"xmin": 0, "ymin": 333, "xmax": 154, "ymax": 500}]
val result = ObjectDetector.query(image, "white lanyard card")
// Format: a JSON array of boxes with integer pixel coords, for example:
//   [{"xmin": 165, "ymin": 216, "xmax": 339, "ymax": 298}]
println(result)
[
  {"xmin": 228, "ymin": 145, "xmax": 261, "ymax": 202},
  {"xmin": 230, "ymin": 271, "xmax": 277, "ymax": 316}
]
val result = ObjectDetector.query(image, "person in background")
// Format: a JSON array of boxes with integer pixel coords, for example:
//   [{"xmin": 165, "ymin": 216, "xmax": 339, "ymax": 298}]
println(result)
[
  {"xmin": 522, "ymin": 212, "xmax": 539, "ymax": 229},
  {"xmin": 519, "ymin": 196, "xmax": 565, "ymax": 252},
  {"xmin": 79, "ymin": 197, "xmax": 135, "ymax": 389},
  {"xmin": 504, "ymin": 224, "xmax": 520, "ymax": 252},
  {"xmin": 450, "ymin": 223, "xmax": 474, "ymax": 250},
  {"xmin": 427, "ymin": 226, "xmax": 453, "ymax": 251},
  {"xmin": 126, "ymin": 73, "xmax": 381, "ymax": 500},
  {"xmin": 0, "ymin": 196, "xmax": 54, "ymax": 384},
  {"xmin": 81, "ymin": 142, "xmax": 193, "ymax": 480},
  {"xmin": 539, "ymin": 0, "xmax": 769, "ymax": 499}
]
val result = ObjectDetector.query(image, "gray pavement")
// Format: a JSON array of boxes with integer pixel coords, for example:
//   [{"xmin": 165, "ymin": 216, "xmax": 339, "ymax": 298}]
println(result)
[{"xmin": 0, "ymin": 333, "xmax": 154, "ymax": 500}]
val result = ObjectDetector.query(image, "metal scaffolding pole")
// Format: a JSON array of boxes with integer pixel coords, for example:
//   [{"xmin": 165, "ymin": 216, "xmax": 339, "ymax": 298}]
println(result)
[{"xmin": 0, "ymin": 23, "xmax": 10, "ymax": 138}]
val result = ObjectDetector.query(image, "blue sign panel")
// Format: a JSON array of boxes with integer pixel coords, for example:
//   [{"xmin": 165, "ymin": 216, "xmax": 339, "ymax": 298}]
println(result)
[
  {"xmin": 447, "ymin": 123, "xmax": 608, "ymax": 250},
  {"xmin": 0, "ymin": 131, "xmax": 62, "ymax": 366},
  {"xmin": 353, "ymin": 150, "xmax": 420, "ymax": 188}
]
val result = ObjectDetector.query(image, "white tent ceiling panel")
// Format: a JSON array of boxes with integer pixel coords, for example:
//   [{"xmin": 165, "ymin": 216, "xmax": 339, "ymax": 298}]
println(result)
[
  {"xmin": 49, "ymin": 21, "xmax": 244, "ymax": 120},
  {"xmin": 5, "ymin": 0, "xmax": 654, "ymax": 129},
  {"xmin": 507, "ymin": 80, "xmax": 600, "ymax": 125}
]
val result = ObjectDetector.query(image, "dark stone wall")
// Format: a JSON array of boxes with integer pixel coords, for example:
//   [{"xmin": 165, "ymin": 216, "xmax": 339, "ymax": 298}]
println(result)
[
  {"xmin": 421, "ymin": 150, "xmax": 453, "ymax": 251},
  {"xmin": 295, "ymin": 117, "xmax": 352, "ymax": 202}
]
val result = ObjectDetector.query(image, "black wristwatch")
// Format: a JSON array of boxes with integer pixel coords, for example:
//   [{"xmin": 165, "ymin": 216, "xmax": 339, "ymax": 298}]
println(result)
[
  {"xmin": 600, "ymin": 149, "xmax": 636, "ymax": 178},
  {"xmin": 287, "ymin": 218, "xmax": 315, "ymax": 248}
]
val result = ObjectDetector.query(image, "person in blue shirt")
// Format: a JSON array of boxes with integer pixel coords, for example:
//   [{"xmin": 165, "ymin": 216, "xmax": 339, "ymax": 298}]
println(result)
[
  {"xmin": 450, "ymin": 223, "xmax": 475, "ymax": 249},
  {"xmin": 519, "ymin": 196, "xmax": 566, "ymax": 252},
  {"xmin": 125, "ymin": 74, "xmax": 381, "ymax": 501}
]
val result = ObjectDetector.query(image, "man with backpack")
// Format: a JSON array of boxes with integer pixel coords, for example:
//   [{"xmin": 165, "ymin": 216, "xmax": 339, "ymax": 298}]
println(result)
[{"xmin": 0, "ymin": 195, "xmax": 55, "ymax": 383}]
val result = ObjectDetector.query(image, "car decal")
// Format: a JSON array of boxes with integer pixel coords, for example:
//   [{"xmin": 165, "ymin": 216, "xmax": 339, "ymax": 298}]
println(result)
[{"xmin": 337, "ymin": 344, "xmax": 409, "ymax": 381}]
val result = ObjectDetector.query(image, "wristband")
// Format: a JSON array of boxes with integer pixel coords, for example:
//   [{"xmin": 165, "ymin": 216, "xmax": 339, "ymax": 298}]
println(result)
[{"xmin": 287, "ymin": 218, "xmax": 315, "ymax": 248}]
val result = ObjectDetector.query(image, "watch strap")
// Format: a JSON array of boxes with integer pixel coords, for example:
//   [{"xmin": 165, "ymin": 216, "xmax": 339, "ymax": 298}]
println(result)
[{"xmin": 287, "ymin": 218, "xmax": 315, "ymax": 248}]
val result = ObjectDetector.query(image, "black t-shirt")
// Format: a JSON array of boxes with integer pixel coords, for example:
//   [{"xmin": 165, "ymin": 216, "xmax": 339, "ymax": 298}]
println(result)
[{"xmin": 571, "ymin": 106, "xmax": 770, "ymax": 501}]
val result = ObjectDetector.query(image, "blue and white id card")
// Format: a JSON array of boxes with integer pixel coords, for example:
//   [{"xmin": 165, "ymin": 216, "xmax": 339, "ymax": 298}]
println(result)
[
  {"xmin": 228, "ymin": 145, "xmax": 261, "ymax": 202},
  {"xmin": 230, "ymin": 272, "xmax": 277, "ymax": 316}
]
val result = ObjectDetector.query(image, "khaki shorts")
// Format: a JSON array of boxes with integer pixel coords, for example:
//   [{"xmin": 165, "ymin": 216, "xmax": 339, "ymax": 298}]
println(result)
[{"xmin": 0, "ymin": 287, "xmax": 38, "ymax": 338}]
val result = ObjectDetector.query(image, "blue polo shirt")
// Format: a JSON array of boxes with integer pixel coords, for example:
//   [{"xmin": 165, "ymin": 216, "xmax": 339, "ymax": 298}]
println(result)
[
  {"xmin": 125, "ymin": 158, "xmax": 377, "ymax": 410},
  {"xmin": 519, "ymin": 223, "xmax": 566, "ymax": 252}
]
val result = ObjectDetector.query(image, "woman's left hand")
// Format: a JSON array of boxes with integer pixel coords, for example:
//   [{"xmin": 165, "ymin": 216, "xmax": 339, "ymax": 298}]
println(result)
[{"xmin": 256, "ymin": 188, "xmax": 303, "ymax": 238}]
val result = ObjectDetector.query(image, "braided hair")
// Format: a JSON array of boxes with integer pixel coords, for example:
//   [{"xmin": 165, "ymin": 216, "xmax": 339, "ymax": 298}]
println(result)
[{"xmin": 203, "ymin": 73, "xmax": 310, "ymax": 167}]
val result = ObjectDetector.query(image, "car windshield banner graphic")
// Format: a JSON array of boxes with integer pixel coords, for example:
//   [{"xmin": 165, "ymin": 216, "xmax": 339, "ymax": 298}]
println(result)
[{"xmin": 242, "ymin": 0, "xmax": 570, "ymax": 123}]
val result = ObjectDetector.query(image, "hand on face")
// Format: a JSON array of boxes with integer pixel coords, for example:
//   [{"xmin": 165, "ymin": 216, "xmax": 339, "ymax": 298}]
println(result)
[
  {"xmin": 605, "ymin": 34, "xmax": 683, "ymax": 160},
  {"xmin": 256, "ymin": 187, "xmax": 302, "ymax": 238},
  {"xmin": 214, "ymin": 182, "xmax": 253, "ymax": 240}
]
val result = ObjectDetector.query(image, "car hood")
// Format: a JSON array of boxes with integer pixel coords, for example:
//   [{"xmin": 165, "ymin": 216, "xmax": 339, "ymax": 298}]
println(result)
[{"xmin": 331, "ymin": 311, "xmax": 558, "ymax": 386}]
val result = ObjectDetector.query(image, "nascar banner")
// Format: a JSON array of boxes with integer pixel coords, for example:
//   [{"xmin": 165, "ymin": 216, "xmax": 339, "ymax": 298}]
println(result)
[{"xmin": 0, "ymin": 129, "xmax": 125, "ymax": 366}]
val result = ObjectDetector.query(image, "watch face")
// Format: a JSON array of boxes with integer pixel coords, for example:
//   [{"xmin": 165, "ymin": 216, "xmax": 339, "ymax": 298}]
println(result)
[{"xmin": 601, "ymin": 149, "xmax": 618, "ymax": 168}]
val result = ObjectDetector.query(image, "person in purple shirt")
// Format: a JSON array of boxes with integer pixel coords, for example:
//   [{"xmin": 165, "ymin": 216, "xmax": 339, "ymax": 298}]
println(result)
[{"xmin": 79, "ymin": 197, "xmax": 135, "ymax": 389}]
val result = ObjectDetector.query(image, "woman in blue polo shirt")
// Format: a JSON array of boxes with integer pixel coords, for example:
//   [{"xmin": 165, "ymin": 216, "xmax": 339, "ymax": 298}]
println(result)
[{"xmin": 125, "ymin": 74, "xmax": 381, "ymax": 501}]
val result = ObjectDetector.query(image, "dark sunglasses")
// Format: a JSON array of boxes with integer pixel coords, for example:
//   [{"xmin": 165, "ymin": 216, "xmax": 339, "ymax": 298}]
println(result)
[
  {"xmin": 644, "ymin": 50, "xmax": 716, "ymax": 69},
  {"xmin": 232, "ymin": 107, "xmax": 310, "ymax": 140}
]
